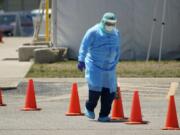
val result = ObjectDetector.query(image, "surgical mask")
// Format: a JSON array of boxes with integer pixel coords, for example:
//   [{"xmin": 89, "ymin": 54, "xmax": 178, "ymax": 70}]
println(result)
[{"xmin": 105, "ymin": 25, "xmax": 115, "ymax": 32}]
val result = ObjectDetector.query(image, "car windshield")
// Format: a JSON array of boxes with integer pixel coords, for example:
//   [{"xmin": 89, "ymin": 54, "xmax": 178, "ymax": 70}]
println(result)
[{"xmin": 0, "ymin": 15, "xmax": 16, "ymax": 25}]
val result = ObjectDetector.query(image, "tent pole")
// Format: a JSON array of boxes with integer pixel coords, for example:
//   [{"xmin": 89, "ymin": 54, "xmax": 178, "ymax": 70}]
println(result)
[
  {"xmin": 146, "ymin": 0, "xmax": 159, "ymax": 62},
  {"xmin": 52, "ymin": 0, "xmax": 57, "ymax": 47},
  {"xmin": 33, "ymin": 0, "xmax": 45, "ymax": 42},
  {"xmin": 158, "ymin": 0, "xmax": 168, "ymax": 62}
]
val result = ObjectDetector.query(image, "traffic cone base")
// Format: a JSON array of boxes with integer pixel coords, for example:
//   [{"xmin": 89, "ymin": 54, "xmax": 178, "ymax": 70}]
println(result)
[
  {"xmin": 66, "ymin": 112, "xmax": 84, "ymax": 116},
  {"xmin": 162, "ymin": 127, "xmax": 180, "ymax": 130},
  {"xmin": 21, "ymin": 107, "xmax": 41, "ymax": 111},
  {"xmin": 125, "ymin": 120, "xmax": 148, "ymax": 124},
  {"xmin": 111, "ymin": 116, "xmax": 128, "ymax": 120},
  {"xmin": 0, "ymin": 103, "xmax": 6, "ymax": 106}
]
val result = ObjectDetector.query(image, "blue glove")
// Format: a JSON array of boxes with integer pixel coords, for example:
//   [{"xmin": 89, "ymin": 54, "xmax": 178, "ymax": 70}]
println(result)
[{"xmin": 77, "ymin": 61, "xmax": 85, "ymax": 72}]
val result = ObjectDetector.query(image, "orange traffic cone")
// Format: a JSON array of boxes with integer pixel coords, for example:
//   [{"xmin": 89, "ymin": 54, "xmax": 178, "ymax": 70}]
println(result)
[
  {"xmin": 162, "ymin": 96, "xmax": 180, "ymax": 130},
  {"xmin": 0, "ymin": 89, "xmax": 6, "ymax": 106},
  {"xmin": 111, "ymin": 86, "xmax": 127, "ymax": 120},
  {"xmin": 125, "ymin": 90, "xmax": 148, "ymax": 124},
  {"xmin": 22, "ymin": 79, "xmax": 41, "ymax": 111},
  {"xmin": 66, "ymin": 83, "xmax": 84, "ymax": 116}
]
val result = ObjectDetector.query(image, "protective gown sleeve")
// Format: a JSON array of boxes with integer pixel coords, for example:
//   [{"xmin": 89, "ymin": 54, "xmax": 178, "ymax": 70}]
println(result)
[
  {"xmin": 78, "ymin": 30, "xmax": 94, "ymax": 62},
  {"xmin": 115, "ymin": 32, "xmax": 121, "ymax": 64},
  {"xmin": 115, "ymin": 47, "xmax": 120, "ymax": 64}
]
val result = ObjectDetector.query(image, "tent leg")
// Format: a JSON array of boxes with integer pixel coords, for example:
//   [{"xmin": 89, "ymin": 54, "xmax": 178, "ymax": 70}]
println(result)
[
  {"xmin": 146, "ymin": 0, "xmax": 159, "ymax": 62},
  {"xmin": 158, "ymin": 0, "xmax": 168, "ymax": 62}
]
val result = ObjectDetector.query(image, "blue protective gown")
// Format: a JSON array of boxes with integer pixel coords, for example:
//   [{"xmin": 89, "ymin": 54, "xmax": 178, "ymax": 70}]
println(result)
[{"xmin": 78, "ymin": 23, "xmax": 120, "ymax": 93}]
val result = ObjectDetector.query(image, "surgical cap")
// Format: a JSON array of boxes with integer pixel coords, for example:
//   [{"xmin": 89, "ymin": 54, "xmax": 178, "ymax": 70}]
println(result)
[{"xmin": 101, "ymin": 12, "xmax": 117, "ymax": 24}]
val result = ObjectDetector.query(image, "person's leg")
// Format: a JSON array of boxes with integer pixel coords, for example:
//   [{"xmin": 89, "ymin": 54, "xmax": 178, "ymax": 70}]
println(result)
[
  {"xmin": 86, "ymin": 90, "xmax": 101, "ymax": 112},
  {"xmin": 99, "ymin": 88, "xmax": 115, "ymax": 120},
  {"xmin": 85, "ymin": 90, "xmax": 101, "ymax": 119}
]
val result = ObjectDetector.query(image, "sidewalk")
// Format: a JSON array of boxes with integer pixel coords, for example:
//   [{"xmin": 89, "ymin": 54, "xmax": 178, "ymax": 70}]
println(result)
[{"xmin": 0, "ymin": 37, "xmax": 33, "ymax": 89}]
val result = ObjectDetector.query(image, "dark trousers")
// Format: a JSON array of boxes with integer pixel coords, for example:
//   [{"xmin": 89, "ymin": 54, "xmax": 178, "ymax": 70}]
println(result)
[{"xmin": 85, "ymin": 88, "xmax": 115, "ymax": 117}]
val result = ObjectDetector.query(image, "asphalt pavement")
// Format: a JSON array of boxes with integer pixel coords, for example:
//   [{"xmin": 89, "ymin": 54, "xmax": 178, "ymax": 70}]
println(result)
[{"xmin": 0, "ymin": 78, "xmax": 180, "ymax": 135}]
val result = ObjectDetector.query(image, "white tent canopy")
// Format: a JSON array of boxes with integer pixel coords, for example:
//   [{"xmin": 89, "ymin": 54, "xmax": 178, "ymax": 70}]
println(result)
[{"xmin": 51, "ymin": 0, "xmax": 180, "ymax": 60}]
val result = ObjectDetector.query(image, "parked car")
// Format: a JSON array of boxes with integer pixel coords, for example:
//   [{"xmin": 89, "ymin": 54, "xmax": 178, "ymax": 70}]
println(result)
[
  {"xmin": 19, "ymin": 12, "xmax": 34, "ymax": 36},
  {"xmin": 0, "ymin": 13, "xmax": 16, "ymax": 36},
  {"xmin": 0, "ymin": 12, "xmax": 34, "ymax": 36}
]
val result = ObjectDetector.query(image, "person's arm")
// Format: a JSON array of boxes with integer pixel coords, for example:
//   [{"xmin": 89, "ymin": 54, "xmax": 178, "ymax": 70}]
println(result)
[{"xmin": 78, "ymin": 30, "xmax": 94, "ymax": 62}]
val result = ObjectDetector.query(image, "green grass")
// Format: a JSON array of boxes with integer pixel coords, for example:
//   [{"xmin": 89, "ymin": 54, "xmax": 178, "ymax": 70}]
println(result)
[{"xmin": 26, "ymin": 61, "xmax": 180, "ymax": 78}]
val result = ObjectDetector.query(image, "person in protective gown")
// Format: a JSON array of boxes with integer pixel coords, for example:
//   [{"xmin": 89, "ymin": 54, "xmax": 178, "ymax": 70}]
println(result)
[{"xmin": 78, "ymin": 12, "xmax": 121, "ymax": 122}]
